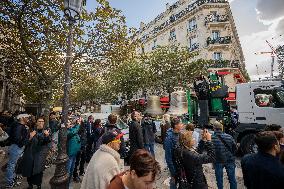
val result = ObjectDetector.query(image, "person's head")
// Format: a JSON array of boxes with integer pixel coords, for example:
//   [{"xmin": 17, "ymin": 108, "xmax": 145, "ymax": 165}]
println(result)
[
  {"xmin": 129, "ymin": 149, "xmax": 161, "ymax": 189},
  {"xmin": 17, "ymin": 114, "xmax": 30, "ymax": 125},
  {"xmin": 50, "ymin": 112, "xmax": 56, "ymax": 120},
  {"xmin": 102, "ymin": 130, "xmax": 123, "ymax": 151},
  {"xmin": 131, "ymin": 111, "xmax": 139, "ymax": 121},
  {"xmin": 108, "ymin": 114, "xmax": 118, "ymax": 125},
  {"xmin": 36, "ymin": 118, "xmax": 45, "ymax": 130},
  {"xmin": 171, "ymin": 117, "xmax": 183, "ymax": 132},
  {"xmin": 255, "ymin": 131, "xmax": 280, "ymax": 155},
  {"xmin": 162, "ymin": 114, "xmax": 170, "ymax": 123},
  {"xmin": 94, "ymin": 119, "xmax": 102, "ymax": 128},
  {"xmin": 273, "ymin": 131, "xmax": 284, "ymax": 145},
  {"xmin": 180, "ymin": 130, "xmax": 195, "ymax": 148},
  {"xmin": 88, "ymin": 115, "xmax": 94, "ymax": 122},
  {"xmin": 213, "ymin": 121, "xmax": 223, "ymax": 131},
  {"xmin": 185, "ymin": 123, "xmax": 195, "ymax": 132}
]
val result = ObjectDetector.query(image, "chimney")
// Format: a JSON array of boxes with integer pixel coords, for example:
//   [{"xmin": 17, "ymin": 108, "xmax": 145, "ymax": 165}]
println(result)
[
  {"xmin": 166, "ymin": 3, "xmax": 170, "ymax": 9},
  {"xmin": 140, "ymin": 22, "xmax": 145, "ymax": 29}
]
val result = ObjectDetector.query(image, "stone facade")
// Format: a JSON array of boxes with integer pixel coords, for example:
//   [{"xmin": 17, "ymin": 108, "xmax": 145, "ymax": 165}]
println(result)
[
  {"xmin": 136, "ymin": 0, "xmax": 247, "ymax": 103},
  {"xmin": 137, "ymin": 0, "xmax": 245, "ymax": 67}
]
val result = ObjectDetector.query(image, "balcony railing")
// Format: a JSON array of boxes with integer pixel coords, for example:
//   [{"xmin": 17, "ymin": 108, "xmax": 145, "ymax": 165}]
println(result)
[
  {"xmin": 189, "ymin": 43, "xmax": 199, "ymax": 51},
  {"xmin": 187, "ymin": 25, "xmax": 197, "ymax": 33},
  {"xmin": 205, "ymin": 14, "xmax": 229, "ymax": 25},
  {"xmin": 207, "ymin": 36, "xmax": 232, "ymax": 46},
  {"xmin": 231, "ymin": 60, "xmax": 241, "ymax": 68},
  {"xmin": 169, "ymin": 36, "xmax": 177, "ymax": 42}
]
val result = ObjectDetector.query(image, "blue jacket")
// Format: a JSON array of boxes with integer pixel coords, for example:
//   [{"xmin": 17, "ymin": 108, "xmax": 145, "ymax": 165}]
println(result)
[
  {"xmin": 212, "ymin": 130, "xmax": 236, "ymax": 163},
  {"xmin": 67, "ymin": 124, "xmax": 81, "ymax": 156},
  {"xmin": 241, "ymin": 152, "xmax": 284, "ymax": 189},
  {"xmin": 164, "ymin": 128, "xmax": 179, "ymax": 177}
]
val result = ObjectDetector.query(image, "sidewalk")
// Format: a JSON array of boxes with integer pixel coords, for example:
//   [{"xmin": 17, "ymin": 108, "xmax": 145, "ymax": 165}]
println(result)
[{"xmin": 0, "ymin": 144, "xmax": 245, "ymax": 189}]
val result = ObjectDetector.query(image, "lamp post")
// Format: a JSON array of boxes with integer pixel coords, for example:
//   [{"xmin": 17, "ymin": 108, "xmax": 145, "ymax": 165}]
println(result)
[{"xmin": 49, "ymin": 0, "xmax": 83, "ymax": 188}]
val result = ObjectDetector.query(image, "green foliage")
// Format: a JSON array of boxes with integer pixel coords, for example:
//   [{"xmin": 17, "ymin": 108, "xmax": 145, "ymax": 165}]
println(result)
[{"xmin": 0, "ymin": 0, "xmax": 137, "ymax": 104}]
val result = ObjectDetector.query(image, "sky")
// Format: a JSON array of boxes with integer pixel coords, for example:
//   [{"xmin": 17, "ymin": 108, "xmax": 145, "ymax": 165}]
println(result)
[{"xmin": 88, "ymin": 0, "xmax": 284, "ymax": 80}]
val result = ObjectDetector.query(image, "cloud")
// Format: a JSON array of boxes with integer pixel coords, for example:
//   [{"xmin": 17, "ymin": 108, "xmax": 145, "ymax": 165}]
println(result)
[
  {"xmin": 256, "ymin": 0, "xmax": 284, "ymax": 21},
  {"xmin": 230, "ymin": 0, "xmax": 268, "ymax": 36},
  {"xmin": 276, "ymin": 18, "xmax": 284, "ymax": 35}
]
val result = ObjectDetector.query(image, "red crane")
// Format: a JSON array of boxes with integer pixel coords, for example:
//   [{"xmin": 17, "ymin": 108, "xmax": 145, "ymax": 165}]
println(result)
[{"xmin": 254, "ymin": 40, "xmax": 278, "ymax": 78}]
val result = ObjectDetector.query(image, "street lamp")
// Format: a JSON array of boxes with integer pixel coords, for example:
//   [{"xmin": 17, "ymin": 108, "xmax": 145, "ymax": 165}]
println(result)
[{"xmin": 49, "ymin": 0, "xmax": 83, "ymax": 188}]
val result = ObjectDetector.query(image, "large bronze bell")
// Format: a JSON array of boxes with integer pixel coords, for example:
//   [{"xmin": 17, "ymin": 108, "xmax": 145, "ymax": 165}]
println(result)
[
  {"xmin": 144, "ymin": 95, "xmax": 163, "ymax": 116},
  {"xmin": 167, "ymin": 87, "xmax": 188, "ymax": 116}
]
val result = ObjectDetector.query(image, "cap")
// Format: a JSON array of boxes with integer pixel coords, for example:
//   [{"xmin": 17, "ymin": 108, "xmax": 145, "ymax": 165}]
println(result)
[
  {"xmin": 213, "ymin": 121, "xmax": 223, "ymax": 130},
  {"xmin": 16, "ymin": 114, "xmax": 30, "ymax": 120},
  {"xmin": 102, "ymin": 130, "xmax": 124, "ymax": 144}
]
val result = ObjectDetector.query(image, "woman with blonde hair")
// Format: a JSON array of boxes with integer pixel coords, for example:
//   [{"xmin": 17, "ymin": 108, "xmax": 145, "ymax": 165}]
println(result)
[{"xmin": 179, "ymin": 129, "xmax": 215, "ymax": 189}]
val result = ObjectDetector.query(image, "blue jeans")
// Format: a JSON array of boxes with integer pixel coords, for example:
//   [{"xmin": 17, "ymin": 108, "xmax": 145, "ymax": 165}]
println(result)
[
  {"xmin": 214, "ymin": 162, "xmax": 237, "ymax": 189},
  {"xmin": 170, "ymin": 177, "xmax": 177, "ymax": 189},
  {"xmin": 6, "ymin": 144, "xmax": 24, "ymax": 185},
  {"xmin": 67, "ymin": 154, "xmax": 77, "ymax": 185},
  {"xmin": 144, "ymin": 143, "xmax": 155, "ymax": 157}
]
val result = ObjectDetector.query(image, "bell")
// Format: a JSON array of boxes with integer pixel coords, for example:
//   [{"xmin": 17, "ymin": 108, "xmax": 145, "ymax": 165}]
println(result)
[
  {"xmin": 167, "ymin": 88, "xmax": 188, "ymax": 116},
  {"xmin": 144, "ymin": 95, "xmax": 163, "ymax": 116}
]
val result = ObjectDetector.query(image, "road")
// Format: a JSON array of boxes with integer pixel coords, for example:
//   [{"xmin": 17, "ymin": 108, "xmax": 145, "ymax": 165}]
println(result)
[{"xmin": 0, "ymin": 144, "xmax": 245, "ymax": 189}]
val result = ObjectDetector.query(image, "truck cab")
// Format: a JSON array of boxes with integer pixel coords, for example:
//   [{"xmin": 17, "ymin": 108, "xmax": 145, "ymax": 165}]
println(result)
[{"xmin": 235, "ymin": 79, "xmax": 284, "ymax": 154}]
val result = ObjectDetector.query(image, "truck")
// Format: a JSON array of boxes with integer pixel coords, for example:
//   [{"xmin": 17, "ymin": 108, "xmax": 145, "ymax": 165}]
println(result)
[{"xmin": 234, "ymin": 79, "xmax": 284, "ymax": 154}]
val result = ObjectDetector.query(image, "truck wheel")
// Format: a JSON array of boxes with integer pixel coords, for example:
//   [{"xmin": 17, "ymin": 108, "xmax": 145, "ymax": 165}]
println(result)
[{"xmin": 240, "ymin": 134, "xmax": 258, "ymax": 155}]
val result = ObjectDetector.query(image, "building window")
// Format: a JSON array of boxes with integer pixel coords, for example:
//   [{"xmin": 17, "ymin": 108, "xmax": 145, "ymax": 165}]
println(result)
[
  {"xmin": 189, "ymin": 37, "xmax": 197, "ymax": 50},
  {"xmin": 254, "ymin": 88, "xmax": 284, "ymax": 108},
  {"xmin": 213, "ymin": 52, "xmax": 222, "ymax": 60},
  {"xmin": 152, "ymin": 39, "xmax": 157, "ymax": 50},
  {"xmin": 212, "ymin": 30, "xmax": 220, "ymax": 40},
  {"xmin": 169, "ymin": 29, "xmax": 176, "ymax": 41},
  {"xmin": 188, "ymin": 18, "xmax": 197, "ymax": 31}
]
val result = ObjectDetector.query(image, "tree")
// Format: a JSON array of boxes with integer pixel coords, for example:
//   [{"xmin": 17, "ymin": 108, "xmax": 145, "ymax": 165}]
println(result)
[{"xmin": 0, "ymin": 0, "xmax": 137, "ymax": 114}]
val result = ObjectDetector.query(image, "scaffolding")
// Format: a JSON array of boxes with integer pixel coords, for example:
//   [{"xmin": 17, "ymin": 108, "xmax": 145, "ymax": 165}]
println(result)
[{"xmin": 276, "ymin": 45, "xmax": 284, "ymax": 79}]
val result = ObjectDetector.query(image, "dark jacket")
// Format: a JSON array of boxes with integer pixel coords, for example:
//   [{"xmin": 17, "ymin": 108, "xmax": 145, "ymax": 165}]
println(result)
[
  {"xmin": 129, "ymin": 120, "xmax": 144, "ymax": 155},
  {"xmin": 164, "ymin": 128, "xmax": 179, "ymax": 177},
  {"xmin": 8, "ymin": 122, "xmax": 29, "ymax": 148},
  {"xmin": 241, "ymin": 152, "xmax": 284, "ymax": 189},
  {"xmin": 141, "ymin": 118, "xmax": 156, "ymax": 144},
  {"xmin": 85, "ymin": 121, "xmax": 94, "ymax": 139},
  {"xmin": 182, "ymin": 141, "xmax": 215, "ymax": 189},
  {"xmin": 49, "ymin": 119, "xmax": 59, "ymax": 134},
  {"xmin": 212, "ymin": 130, "xmax": 236, "ymax": 163},
  {"xmin": 22, "ymin": 129, "xmax": 51, "ymax": 177},
  {"xmin": 78, "ymin": 123, "xmax": 87, "ymax": 148},
  {"xmin": 161, "ymin": 121, "xmax": 171, "ymax": 143}
]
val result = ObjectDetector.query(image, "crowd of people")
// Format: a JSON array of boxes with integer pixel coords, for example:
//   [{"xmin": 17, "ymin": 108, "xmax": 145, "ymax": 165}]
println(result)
[{"xmin": 0, "ymin": 109, "xmax": 284, "ymax": 189}]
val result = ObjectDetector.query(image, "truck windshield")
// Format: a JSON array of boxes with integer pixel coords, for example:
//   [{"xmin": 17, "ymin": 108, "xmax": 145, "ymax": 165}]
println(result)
[{"xmin": 276, "ymin": 90, "xmax": 284, "ymax": 105}]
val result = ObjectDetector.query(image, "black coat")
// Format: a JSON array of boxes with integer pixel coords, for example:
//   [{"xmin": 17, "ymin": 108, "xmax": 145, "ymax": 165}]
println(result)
[
  {"xmin": 141, "ymin": 118, "xmax": 156, "ymax": 144},
  {"xmin": 129, "ymin": 121, "xmax": 144, "ymax": 155},
  {"xmin": 241, "ymin": 152, "xmax": 284, "ymax": 189},
  {"xmin": 182, "ymin": 141, "xmax": 215, "ymax": 189},
  {"xmin": 22, "ymin": 129, "xmax": 51, "ymax": 177}
]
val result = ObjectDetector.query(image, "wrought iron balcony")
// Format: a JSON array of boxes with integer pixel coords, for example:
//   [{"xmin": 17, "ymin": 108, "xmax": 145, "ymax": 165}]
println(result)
[
  {"xmin": 209, "ymin": 60, "xmax": 230, "ymax": 68},
  {"xmin": 187, "ymin": 25, "xmax": 197, "ymax": 33},
  {"xmin": 230, "ymin": 60, "xmax": 241, "ymax": 68},
  {"xmin": 206, "ymin": 36, "xmax": 232, "ymax": 46},
  {"xmin": 205, "ymin": 14, "xmax": 229, "ymax": 26},
  {"xmin": 189, "ymin": 43, "xmax": 199, "ymax": 51}
]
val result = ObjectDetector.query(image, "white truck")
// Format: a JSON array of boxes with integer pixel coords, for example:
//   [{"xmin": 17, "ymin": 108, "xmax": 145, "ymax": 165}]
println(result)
[{"xmin": 234, "ymin": 79, "xmax": 284, "ymax": 154}]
